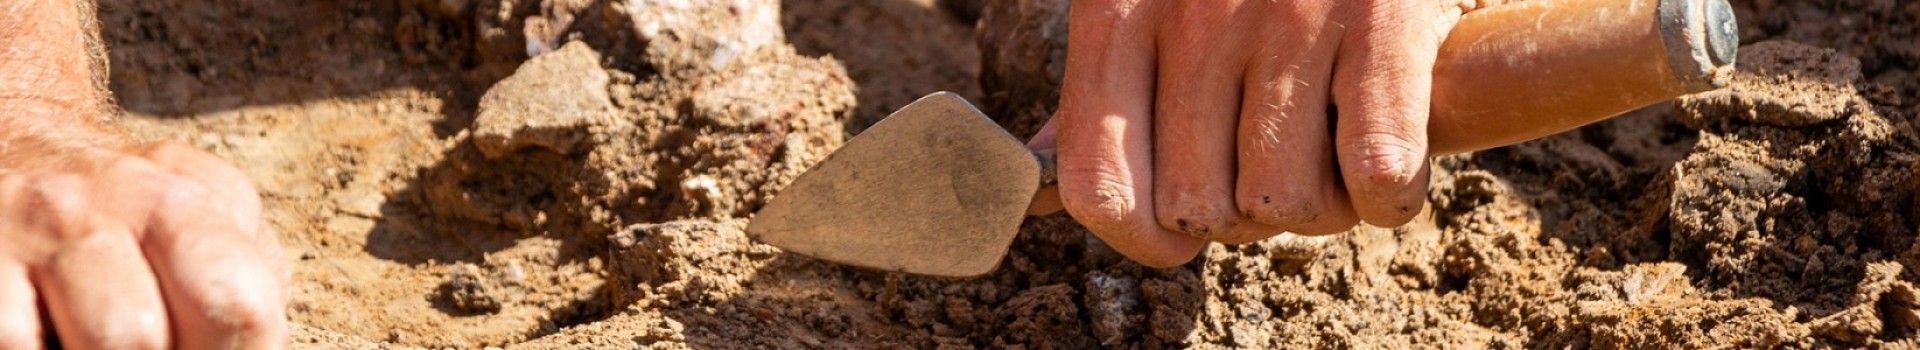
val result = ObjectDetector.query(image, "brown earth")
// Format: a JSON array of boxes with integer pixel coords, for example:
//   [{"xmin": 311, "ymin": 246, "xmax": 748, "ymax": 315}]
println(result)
[{"xmin": 89, "ymin": 0, "xmax": 1920, "ymax": 348}]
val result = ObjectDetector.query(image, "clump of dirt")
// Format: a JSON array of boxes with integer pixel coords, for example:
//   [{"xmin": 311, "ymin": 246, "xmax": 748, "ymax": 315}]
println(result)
[
  {"xmin": 976, "ymin": 0, "xmax": 1067, "ymax": 138},
  {"xmin": 469, "ymin": 42, "xmax": 615, "ymax": 159},
  {"xmin": 94, "ymin": 0, "xmax": 1920, "ymax": 348}
]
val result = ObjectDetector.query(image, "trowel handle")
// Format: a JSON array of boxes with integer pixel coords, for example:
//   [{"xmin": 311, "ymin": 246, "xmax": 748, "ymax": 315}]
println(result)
[{"xmin": 1026, "ymin": 0, "xmax": 1736, "ymax": 214}]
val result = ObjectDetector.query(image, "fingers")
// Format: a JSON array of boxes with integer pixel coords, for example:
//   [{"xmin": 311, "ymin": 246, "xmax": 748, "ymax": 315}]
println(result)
[
  {"xmin": 36, "ymin": 226, "xmax": 172, "ymax": 350},
  {"xmin": 0, "ymin": 145, "xmax": 284, "ymax": 348},
  {"xmin": 1150, "ymin": 3, "xmax": 1250, "ymax": 237},
  {"xmin": 135, "ymin": 143, "xmax": 289, "ymax": 290},
  {"xmin": 142, "ymin": 192, "xmax": 289, "ymax": 349},
  {"xmin": 14, "ymin": 173, "xmax": 172, "ymax": 349},
  {"xmin": 1055, "ymin": 0, "xmax": 1207, "ymax": 267},
  {"xmin": 1331, "ymin": 0, "xmax": 1445, "ymax": 227},
  {"xmin": 1234, "ymin": 9, "xmax": 1359, "ymax": 237},
  {"xmin": 0, "ymin": 263, "xmax": 42, "ymax": 350},
  {"xmin": 131, "ymin": 144, "xmax": 288, "ymax": 348}
]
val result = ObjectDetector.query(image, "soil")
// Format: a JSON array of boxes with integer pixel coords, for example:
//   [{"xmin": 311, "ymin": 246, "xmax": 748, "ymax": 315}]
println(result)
[{"xmin": 88, "ymin": 0, "xmax": 1920, "ymax": 348}]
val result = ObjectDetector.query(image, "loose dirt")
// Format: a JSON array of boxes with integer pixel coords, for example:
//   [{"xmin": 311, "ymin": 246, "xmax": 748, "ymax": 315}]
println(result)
[{"xmin": 92, "ymin": 0, "xmax": 1920, "ymax": 348}]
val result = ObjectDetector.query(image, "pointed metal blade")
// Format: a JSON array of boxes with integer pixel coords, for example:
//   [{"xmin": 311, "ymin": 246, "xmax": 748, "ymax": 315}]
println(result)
[{"xmin": 748, "ymin": 92, "xmax": 1039, "ymax": 277}]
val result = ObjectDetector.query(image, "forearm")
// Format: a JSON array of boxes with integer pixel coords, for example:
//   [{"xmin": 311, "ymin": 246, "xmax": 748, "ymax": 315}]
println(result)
[{"xmin": 2, "ymin": 0, "xmax": 122, "ymax": 167}]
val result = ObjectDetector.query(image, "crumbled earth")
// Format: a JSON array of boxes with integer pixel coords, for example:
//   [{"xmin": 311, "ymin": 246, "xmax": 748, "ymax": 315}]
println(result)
[{"xmin": 90, "ymin": 0, "xmax": 1920, "ymax": 348}]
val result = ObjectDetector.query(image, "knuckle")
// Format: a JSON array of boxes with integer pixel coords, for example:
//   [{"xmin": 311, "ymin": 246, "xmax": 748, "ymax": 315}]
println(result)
[
  {"xmin": 1239, "ymin": 183, "xmax": 1361, "ymax": 235},
  {"xmin": 20, "ymin": 174, "xmax": 88, "ymax": 230},
  {"xmin": 1056, "ymin": 171, "xmax": 1142, "ymax": 233},
  {"xmin": 22, "ymin": 174, "xmax": 85, "ymax": 209},
  {"xmin": 1238, "ymin": 188, "xmax": 1318, "ymax": 226},
  {"xmin": 1156, "ymin": 193, "xmax": 1232, "ymax": 236},
  {"xmin": 203, "ymin": 289, "xmax": 283, "ymax": 336},
  {"xmin": 1340, "ymin": 132, "xmax": 1425, "ymax": 190}
]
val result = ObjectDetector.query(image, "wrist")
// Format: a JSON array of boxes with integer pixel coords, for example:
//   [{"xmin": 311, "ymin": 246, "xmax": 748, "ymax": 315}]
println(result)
[{"xmin": 0, "ymin": 106, "xmax": 127, "ymax": 171}]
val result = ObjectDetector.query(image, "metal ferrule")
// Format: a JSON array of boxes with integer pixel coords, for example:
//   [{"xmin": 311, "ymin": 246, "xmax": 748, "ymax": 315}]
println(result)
[{"xmin": 1659, "ymin": 0, "xmax": 1739, "ymax": 91}]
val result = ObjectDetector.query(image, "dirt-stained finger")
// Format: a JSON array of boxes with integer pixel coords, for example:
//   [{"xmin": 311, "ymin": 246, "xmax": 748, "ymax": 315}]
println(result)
[
  {"xmin": 1150, "ymin": 2, "xmax": 1252, "ymax": 238},
  {"xmin": 1054, "ymin": 0, "xmax": 1207, "ymax": 267},
  {"xmin": 1331, "ymin": 0, "xmax": 1445, "ymax": 227},
  {"xmin": 1233, "ymin": 6, "xmax": 1359, "ymax": 237}
]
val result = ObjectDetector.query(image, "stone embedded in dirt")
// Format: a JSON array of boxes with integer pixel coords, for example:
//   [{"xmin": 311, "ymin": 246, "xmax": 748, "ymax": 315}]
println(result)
[
  {"xmin": 521, "ymin": 0, "xmax": 595, "ymax": 57},
  {"xmin": 437, "ymin": 263, "xmax": 507, "ymax": 314},
  {"xmin": 471, "ymin": 41, "xmax": 615, "ymax": 158},
  {"xmin": 1665, "ymin": 124, "xmax": 1808, "ymax": 283},
  {"xmin": 1678, "ymin": 41, "xmax": 1870, "ymax": 127},
  {"xmin": 1083, "ymin": 271, "xmax": 1143, "ymax": 345},
  {"xmin": 622, "ymin": 0, "xmax": 784, "ymax": 71}
]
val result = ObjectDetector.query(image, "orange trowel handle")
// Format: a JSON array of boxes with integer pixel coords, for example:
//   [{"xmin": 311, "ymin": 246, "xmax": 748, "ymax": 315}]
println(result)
[
  {"xmin": 1430, "ymin": 0, "xmax": 1734, "ymax": 153},
  {"xmin": 1027, "ymin": 0, "xmax": 1737, "ymax": 214}
]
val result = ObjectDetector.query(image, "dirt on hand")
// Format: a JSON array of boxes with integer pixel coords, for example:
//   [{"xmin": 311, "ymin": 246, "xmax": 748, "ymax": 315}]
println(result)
[{"xmin": 94, "ymin": 0, "xmax": 1920, "ymax": 348}]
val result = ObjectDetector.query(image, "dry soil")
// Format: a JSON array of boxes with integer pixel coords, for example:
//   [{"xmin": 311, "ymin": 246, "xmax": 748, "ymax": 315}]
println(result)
[{"xmin": 91, "ymin": 0, "xmax": 1920, "ymax": 348}]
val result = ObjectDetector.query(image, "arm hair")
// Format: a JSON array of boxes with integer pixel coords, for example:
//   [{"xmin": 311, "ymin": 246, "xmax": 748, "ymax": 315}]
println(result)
[{"xmin": 1, "ymin": 0, "xmax": 124, "ymax": 170}]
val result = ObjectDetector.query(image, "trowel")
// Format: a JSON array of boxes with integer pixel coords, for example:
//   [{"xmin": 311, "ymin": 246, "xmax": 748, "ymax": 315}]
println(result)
[{"xmin": 748, "ymin": 0, "xmax": 1739, "ymax": 277}]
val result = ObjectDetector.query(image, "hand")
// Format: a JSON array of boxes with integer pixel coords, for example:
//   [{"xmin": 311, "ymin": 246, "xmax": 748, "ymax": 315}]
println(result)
[
  {"xmin": 1036, "ymin": 0, "xmax": 1468, "ymax": 266},
  {"xmin": 0, "ymin": 142, "xmax": 289, "ymax": 349}
]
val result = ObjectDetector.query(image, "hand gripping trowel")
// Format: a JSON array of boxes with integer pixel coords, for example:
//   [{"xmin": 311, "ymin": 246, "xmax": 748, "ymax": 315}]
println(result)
[{"xmin": 749, "ymin": 0, "xmax": 1738, "ymax": 277}]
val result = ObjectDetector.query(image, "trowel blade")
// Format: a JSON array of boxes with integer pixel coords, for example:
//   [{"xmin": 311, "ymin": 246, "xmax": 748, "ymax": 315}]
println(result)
[{"xmin": 748, "ymin": 92, "xmax": 1040, "ymax": 277}]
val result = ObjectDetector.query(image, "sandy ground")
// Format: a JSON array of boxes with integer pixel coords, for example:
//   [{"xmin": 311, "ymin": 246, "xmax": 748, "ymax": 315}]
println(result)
[{"xmin": 90, "ymin": 0, "xmax": 1920, "ymax": 348}]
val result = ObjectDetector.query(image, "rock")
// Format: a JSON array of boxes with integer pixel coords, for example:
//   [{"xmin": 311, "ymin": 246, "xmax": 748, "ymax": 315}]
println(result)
[
  {"xmin": 1665, "ymin": 132, "xmax": 1805, "ymax": 279},
  {"xmin": 471, "ymin": 41, "xmax": 616, "ymax": 158},
  {"xmin": 436, "ymin": 263, "xmax": 504, "ymax": 314},
  {"xmin": 1083, "ymin": 271, "xmax": 1143, "ymax": 345},
  {"xmin": 624, "ymin": 0, "xmax": 784, "ymax": 71}
]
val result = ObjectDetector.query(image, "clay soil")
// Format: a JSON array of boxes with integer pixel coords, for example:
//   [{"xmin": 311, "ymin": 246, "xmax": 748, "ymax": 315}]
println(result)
[{"xmin": 92, "ymin": 0, "xmax": 1919, "ymax": 348}]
